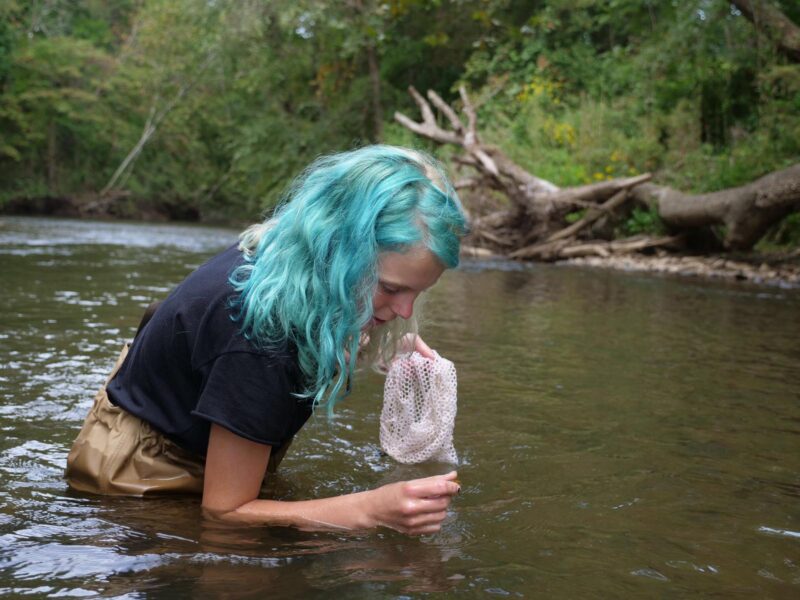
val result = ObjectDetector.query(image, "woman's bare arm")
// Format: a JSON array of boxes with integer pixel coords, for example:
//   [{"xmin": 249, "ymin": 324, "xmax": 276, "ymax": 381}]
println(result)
[{"xmin": 202, "ymin": 424, "xmax": 459, "ymax": 534}]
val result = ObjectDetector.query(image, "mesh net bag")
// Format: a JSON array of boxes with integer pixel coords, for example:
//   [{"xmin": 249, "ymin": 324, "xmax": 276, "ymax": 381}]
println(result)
[{"xmin": 380, "ymin": 351, "xmax": 458, "ymax": 464}]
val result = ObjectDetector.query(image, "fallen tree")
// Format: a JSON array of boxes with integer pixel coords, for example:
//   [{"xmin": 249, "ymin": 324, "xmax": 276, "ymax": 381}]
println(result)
[
  {"xmin": 731, "ymin": 0, "xmax": 800, "ymax": 63},
  {"xmin": 395, "ymin": 86, "xmax": 800, "ymax": 261}
]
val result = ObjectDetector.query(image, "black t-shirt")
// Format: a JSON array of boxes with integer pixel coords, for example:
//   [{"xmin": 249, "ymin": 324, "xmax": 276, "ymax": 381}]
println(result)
[{"xmin": 107, "ymin": 245, "xmax": 313, "ymax": 456}]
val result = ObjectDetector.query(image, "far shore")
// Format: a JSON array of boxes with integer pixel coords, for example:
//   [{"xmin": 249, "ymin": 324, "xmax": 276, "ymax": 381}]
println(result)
[
  {"xmin": 460, "ymin": 246, "xmax": 800, "ymax": 289},
  {"xmin": 4, "ymin": 197, "xmax": 799, "ymax": 289}
]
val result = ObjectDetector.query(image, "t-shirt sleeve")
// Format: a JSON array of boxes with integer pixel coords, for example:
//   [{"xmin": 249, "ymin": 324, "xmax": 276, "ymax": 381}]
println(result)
[{"xmin": 192, "ymin": 351, "xmax": 300, "ymax": 446}]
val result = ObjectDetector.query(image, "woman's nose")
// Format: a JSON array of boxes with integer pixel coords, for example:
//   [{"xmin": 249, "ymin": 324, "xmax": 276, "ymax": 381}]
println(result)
[{"xmin": 392, "ymin": 294, "xmax": 415, "ymax": 320}]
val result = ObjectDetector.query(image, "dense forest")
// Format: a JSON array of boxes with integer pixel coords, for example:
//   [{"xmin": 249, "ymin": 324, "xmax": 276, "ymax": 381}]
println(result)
[{"xmin": 1, "ymin": 0, "xmax": 799, "ymax": 251}]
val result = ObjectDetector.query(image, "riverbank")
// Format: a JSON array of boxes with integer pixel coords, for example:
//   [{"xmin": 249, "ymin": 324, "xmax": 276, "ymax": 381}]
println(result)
[
  {"xmin": 563, "ymin": 252, "xmax": 800, "ymax": 288},
  {"xmin": 4, "ymin": 201, "xmax": 800, "ymax": 289},
  {"xmin": 0, "ymin": 193, "xmax": 206, "ymax": 223},
  {"xmin": 461, "ymin": 245, "xmax": 800, "ymax": 288}
]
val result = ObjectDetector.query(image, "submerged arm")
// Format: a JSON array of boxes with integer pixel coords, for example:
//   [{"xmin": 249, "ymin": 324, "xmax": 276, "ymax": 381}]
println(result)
[{"xmin": 201, "ymin": 424, "xmax": 459, "ymax": 534}]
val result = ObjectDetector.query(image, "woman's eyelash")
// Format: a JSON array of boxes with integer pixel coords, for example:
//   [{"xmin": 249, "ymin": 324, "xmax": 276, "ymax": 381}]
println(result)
[{"xmin": 380, "ymin": 282, "xmax": 399, "ymax": 293}]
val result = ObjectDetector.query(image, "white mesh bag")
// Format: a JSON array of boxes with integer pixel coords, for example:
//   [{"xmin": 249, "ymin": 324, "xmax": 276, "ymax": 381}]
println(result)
[{"xmin": 380, "ymin": 351, "xmax": 458, "ymax": 464}]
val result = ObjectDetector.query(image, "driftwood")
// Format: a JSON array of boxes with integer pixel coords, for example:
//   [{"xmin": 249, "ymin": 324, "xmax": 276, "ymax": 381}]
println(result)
[
  {"xmin": 510, "ymin": 235, "xmax": 683, "ymax": 260},
  {"xmin": 395, "ymin": 86, "xmax": 800, "ymax": 261}
]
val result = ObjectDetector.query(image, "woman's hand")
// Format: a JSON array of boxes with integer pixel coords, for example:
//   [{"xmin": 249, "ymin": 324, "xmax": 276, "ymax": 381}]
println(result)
[
  {"xmin": 397, "ymin": 333, "xmax": 435, "ymax": 358},
  {"xmin": 202, "ymin": 424, "xmax": 460, "ymax": 535},
  {"xmin": 363, "ymin": 471, "xmax": 460, "ymax": 535}
]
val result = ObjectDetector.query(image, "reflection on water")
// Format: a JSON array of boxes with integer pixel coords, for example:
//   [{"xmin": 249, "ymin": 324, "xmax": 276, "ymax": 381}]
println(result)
[{"xmin": 1, "ymin": 216, "xmax": 799, "ymax": 597}]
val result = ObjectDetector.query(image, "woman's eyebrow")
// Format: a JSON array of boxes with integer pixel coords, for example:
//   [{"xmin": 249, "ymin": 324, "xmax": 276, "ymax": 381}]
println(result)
[{"xmin": 378, "ymin": 278, "xmax": 413, "ymax": 291}]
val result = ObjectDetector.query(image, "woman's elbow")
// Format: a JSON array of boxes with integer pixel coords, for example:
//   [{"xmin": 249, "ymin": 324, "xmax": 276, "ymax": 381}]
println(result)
[{"xmin": 201, "ymin": 501, "xmax": 236, "ymax": 522}]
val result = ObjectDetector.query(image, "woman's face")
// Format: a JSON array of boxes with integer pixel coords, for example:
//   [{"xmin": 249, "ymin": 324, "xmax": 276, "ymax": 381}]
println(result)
[{"xmin": 369, "ymin": 246, "xmax": 445, "ymax": 328}]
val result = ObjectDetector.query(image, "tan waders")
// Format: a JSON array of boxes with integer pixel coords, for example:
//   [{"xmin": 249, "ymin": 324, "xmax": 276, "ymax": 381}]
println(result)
[
  {"xmin": 65, "ymin": 343, "xmax": 207, "ymax": 496},
  {"xmin": 66, "ymin": 313, "xmax": 292, "ymax": 497}
]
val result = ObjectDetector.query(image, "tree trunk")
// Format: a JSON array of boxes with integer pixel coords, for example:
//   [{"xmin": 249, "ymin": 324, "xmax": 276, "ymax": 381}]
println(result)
[
  {"xmin": 632, "ymin": 164, "xmax": 800, "ymax": 250},
  {"xmin": 46, "ymin": 121, "xmax": 57, "ymax": 190},
  {"xmin": 101, "ymin": 101, "xmax": 158, "ymax": 196},
  {"xmin": 366, "ymin": 43, "xmax": 383, "ymax": 142},
  {"xmin": 100, "ymin": 53, "xmax": 215, "ymax": 197},
  {"xmin": 731, "ymin": 0, "xmax": 800, "ymax": 62}
]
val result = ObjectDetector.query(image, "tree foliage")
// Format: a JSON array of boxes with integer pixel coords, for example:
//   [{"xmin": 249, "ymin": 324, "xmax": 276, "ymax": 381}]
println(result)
[{"xmin": 0, "ymin": 0, "xmax": 798, "ymax": 231}]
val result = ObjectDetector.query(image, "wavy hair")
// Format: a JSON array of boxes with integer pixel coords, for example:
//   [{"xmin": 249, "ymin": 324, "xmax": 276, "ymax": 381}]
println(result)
[{"xmin": 230, "ymin": 145, "xmax": 468, "ymax": 410}]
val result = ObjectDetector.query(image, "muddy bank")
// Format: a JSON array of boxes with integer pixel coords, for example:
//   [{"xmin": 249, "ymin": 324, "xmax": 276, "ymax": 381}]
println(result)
[
  {"xmin": 1, "ymin": 192, "xmax": 203, "ymax": 222},
  {"xmin": 462, "ymin": 245, "xmax": 800, "ymax": 288},
  {"xmin": 563, "ymin": 252, "xmax": 800, "ymax": 288}
]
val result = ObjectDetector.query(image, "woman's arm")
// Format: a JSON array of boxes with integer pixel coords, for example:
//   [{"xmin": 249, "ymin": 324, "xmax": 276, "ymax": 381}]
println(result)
[{"xmin": 202, "ymin": 424, "xmax": 460, "ymax": 534}]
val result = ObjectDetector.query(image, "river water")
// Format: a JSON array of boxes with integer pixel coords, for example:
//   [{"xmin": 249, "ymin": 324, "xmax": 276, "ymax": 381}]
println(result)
[{"xmin": 1, "ymin": 216, "xmax": 799, "ymax": 598}]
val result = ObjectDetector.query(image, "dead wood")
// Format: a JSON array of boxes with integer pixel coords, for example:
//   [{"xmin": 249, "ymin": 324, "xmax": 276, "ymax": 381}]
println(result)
[
  {"xmin": 474, "ymin": 227, "xmax": 518, "ymax": 248},
  {"xmin": 396, "ymin": 86, "xmax": 800, "ymax": 260},
  {"xmin": 546, "ymin": 174, "xmax": 652, "ymax": 207},
  {"xmin": 566, "ymin": 235, "xmax": 684, "ymax": 257},
  {"xmin": 631, "ymin": 164, "xmax": 800, "ymax": 250},
  {"xmin": 546, "ymin": 189, "xmax": 630, "ymax": 243},
  {"xmin": 471, "ymin": 209, "xmax": 517, "ymax": 230},
  {"xmin": 510, "ymin": 235, "xmax": 683, "ymax": 261},
  {"xmin": 395, "ymin": 85, "xmax": 559, "ymax": 208}
]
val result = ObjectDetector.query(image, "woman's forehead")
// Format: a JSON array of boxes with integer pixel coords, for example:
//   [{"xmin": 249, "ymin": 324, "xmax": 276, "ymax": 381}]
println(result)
[{"xmin": 377, "ymin": 247, "xmax": 445, "ymax": 291}]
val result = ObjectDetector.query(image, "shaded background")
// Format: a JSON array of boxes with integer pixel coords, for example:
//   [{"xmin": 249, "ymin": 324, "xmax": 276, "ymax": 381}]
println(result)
[{"xmin": 0, "ymin": 0, "xmax": 798, "ymax": 246}]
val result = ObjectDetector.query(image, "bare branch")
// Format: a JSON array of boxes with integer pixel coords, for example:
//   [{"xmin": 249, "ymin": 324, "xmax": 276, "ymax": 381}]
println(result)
[
  {"xmin": 427, "ymin": 90, "xmax": 465, "ymax": 134},
  {"xmin": 471, "ymin": 210, "xmax": 516, "ymax": 230},
  {"xmin": 394, "ymin": 86, "xmax": 463, "ymax": 145},
  {"xmin": 459, "ymin": 86, "xmax": 478, "ymax": 147},
  {"xmin": 393, "ymin": 111, "xmax": 463, "ymax": 145},
  {"xmin": 475, "ymin": 228, "xmax": 516, "ymax": 247},
  {"xmin": 546, "ymin": 189, "xmax": 630, "ymax": 243},
  {"xmin": 482, "ymin": 148, "xmax": 559, "ymax": 195},
  {"xmin": 454, "ymin": 177, "xmax": 481, "ymax": 190},
  {"xmin": 510, "ymin": 234, "xmax": 683, "ymax": 261},
  {"xmin": 546, "ymin": 174, "xmax": 652, "ymax": 205},
  {"xmin": 409, "ymin": 86, "xmax": 437, "ymax": 128},
  {"xmin": 559, "ymin": 235, "xmax": 683, "ymax": 258},
  {"xmin": 474, "ymin": 149, "xmax": 499, "ymax": 177}
]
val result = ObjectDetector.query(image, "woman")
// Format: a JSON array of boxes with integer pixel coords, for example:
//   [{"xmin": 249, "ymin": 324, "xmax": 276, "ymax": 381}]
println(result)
[{"xmin": 66, "ymin": 145, "xmax": 468, "ymax": 535}]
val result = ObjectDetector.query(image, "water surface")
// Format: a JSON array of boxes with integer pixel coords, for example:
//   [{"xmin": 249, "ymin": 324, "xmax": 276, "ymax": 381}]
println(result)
[{"xmin": 1, "ymin": 216, "xmax": 799, "ymax": 598}]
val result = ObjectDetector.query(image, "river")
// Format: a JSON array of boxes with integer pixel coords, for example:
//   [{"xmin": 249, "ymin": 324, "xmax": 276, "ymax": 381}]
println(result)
[{"xmin": 1, "ymin": 216, "xmax": 799, "ymax": 598}]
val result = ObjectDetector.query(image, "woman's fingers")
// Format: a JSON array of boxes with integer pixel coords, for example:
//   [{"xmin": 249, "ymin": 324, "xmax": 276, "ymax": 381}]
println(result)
[
  {"xmin": 409, "ymin": 524, "xmax": 444, "ymax": 535},
  {"xmin": 407, "ymin": 472, "xmax": 460, "ymax": 499},
  {"xmin": 370, "ymin": 471, "xmax": 460, "ymax": 535},
  {"xmin": 403, "ymin": 473, "xmax": 460, "ymax": 519},
  {"xmin": 397, "ymin": 333, "xmax": 435, "ymax": 358},
  {"xmin": 403, "ymin": 494, "xmax": 451, "ymax": 514},
  {"xmin": 413, "ymin": 335, "xmax": 434, "ymax": 358},
  {"xmin": 407, "ymin": 510, "xmax": 448, "ymax": 530}
]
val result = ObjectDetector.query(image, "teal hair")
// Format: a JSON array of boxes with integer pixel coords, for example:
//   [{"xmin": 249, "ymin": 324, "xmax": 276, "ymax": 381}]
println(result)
[{"xmin": 230, "ymin": 145, "xmax": 468, "ymax": 410}]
